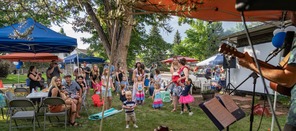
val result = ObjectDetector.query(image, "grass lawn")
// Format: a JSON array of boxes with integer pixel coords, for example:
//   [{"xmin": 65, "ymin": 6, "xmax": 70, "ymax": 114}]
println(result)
[
  {"xmin": 0, "ymin": 90, "xmax": 287, "ymax": 131},
  {"xmin": 1, "ymin": 74, "xmax": 47, "ymax": 84},
  {"xmin": 1, "ymin": 74, "xmax": 28, "ymax": 84}
]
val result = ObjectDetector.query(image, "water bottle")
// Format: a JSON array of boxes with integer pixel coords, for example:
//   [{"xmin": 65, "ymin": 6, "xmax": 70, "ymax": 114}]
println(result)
[{"xmin": 31, "ymin": 89, "xmax": 35, "ymax": 94}]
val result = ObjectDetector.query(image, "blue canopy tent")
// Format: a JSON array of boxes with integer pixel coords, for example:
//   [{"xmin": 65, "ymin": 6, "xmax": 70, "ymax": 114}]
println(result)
[
  {"xmin": 64, "ymin": 54, "xmax": 105, "ymax": 64},
  {"xmin": 210, "ymin": 54, "xmax": 224, "ymax": 65},
  {"xmin": 0, "ymin": 18, "xmax": 77, "ymax": 53}
]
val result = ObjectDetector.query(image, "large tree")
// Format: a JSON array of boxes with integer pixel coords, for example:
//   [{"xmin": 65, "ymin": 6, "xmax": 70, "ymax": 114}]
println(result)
[{"xmin": 141, "ymin": 25, "xmax": 171, "ymax": 68}]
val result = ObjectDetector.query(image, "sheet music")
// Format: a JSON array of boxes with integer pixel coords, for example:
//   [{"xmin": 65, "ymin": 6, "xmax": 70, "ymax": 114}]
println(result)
[
  {"xmin": 204, "ymin": 98, "xmax": 236, "ymax": 128},
  {"xmin": 219, "ymin": 95, "xmax": 239, "ymax": 113}
]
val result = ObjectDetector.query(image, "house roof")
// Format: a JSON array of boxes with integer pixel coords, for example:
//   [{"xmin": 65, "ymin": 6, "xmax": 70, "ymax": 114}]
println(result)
[{"xmin": 221, "ymin": 20, "xmax": 292, "ymax": 47}]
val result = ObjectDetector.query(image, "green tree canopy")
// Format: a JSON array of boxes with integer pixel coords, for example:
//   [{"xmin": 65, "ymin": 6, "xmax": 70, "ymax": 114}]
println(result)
[
  {"xmin": 141, "ymin": 25, "xmax": 171, "ymax": 68},
  {"xmin": 173, "ymin": 30, "xmax": 181, "ymax": 45},
  {"xmin": 173, "ymin": 20, "xmax": 223, "ymax": 60}
]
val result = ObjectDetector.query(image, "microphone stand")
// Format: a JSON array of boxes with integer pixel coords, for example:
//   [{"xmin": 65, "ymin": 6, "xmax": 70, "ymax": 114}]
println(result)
[{"xmin": 227, "ymin": 48, "xmax": 282, "ymax": 131}]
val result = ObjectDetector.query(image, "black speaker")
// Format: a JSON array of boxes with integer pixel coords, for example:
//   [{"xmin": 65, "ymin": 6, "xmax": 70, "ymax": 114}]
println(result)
[{"xmin": 223, "ymin": 56, "xmax": 236, "ymax": 68}]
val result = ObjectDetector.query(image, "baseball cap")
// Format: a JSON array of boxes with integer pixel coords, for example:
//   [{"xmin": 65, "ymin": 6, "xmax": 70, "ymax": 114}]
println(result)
[{"xmin": 64, "ymin": 74, "xmax": 72, "ymax": 78}]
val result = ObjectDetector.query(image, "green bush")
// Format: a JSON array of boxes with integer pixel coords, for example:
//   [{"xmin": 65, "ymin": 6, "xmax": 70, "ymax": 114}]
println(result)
[{"xmin": 0, "ymin": 60, "xmax": 10, "ymax": 78}]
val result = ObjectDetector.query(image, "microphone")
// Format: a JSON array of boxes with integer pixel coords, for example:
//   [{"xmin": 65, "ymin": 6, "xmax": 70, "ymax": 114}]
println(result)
[{"xmin": 282, "ymin": 31, "xmax": 295, "ymax": 57}]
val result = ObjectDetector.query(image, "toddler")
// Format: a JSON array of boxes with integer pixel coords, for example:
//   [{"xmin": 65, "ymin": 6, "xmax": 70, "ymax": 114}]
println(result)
[
  {"xmin": 123, "ymin": 91, "xmax": 138, "ymax": 129},
  {"xmin": 152, "ymin": 83, "xmax": 163, "ymax": 110},
  {"xmin": 179, "ymin": 78, "xmax": 194, "ymax": 116}
]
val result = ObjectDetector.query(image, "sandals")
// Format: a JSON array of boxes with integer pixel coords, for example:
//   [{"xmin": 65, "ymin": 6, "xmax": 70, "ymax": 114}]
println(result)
[
  {"xmin": 70, "ymin": 121, "xmax": 81, "ymax": 127},
  {"xmin": 171, "ymin": 109, "xmax": 176, "ymax": 112}
]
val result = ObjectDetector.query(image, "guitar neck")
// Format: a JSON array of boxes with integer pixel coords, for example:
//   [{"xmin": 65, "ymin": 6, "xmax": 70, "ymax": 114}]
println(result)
[
  {"xmin": 219, "ymin": 43, "xmax": 278, "ymax": 69},
  {"xmin": 240, "ymin": 53, "xmax": 277, "ymax": 69}
]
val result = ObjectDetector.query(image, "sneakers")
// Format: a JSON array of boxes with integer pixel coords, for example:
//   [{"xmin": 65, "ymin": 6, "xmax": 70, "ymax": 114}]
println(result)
[
  {"xmin": 133, "ymin": 124, "xmax": 138, "ymax": 128},
  {"xmin": 189, "ymin": 112, "xmax": 193, "ymax": 116},
  {"xmin": 126, "ymin": 124, "xmax": 138, "ymax": 128},
  {"xmin": 180, "ymin": 111, "xmax": 183, "ymax": 115}
]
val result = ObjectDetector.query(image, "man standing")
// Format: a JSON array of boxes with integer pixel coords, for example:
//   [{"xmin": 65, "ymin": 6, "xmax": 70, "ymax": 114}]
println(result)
[
  {"xmin": 46, "ymin": 60, "xmax": 63, "ymax": 87},
  {"xmin": 63, "ymin": 74, "xmax": 82, "ymax": 118},
  {"xmin": 82, "ymin": 61, "xmax": 91, "ymax": 88},
  {"xmin": 238, "ymin": 11, "xmax": 296, "ymax": 131}
]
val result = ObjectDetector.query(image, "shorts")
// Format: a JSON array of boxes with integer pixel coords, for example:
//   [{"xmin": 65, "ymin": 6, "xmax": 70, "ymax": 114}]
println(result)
[
  {"xmin": 171, "ymin": 83, "xmax": 182, "ymax": 96},
  {"xmin": 101, "ymin": 87, "xmax": 112, "ymax": 97},
  {"xmin": 125, "ymin": 112, "xmax": 136, "ymax": 122}
]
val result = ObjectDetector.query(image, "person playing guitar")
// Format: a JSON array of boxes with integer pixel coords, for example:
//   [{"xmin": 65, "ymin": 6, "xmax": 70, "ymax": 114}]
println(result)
[{"xmin": 238, "ymin": 11, "xmax": 296, "ymax": 131}]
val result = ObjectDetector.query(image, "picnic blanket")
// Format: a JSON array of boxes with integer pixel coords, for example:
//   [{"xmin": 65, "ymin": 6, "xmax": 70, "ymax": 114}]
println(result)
[{"xmin": 88, "ymin": 108, "xmax": 122, "ymax": 120}]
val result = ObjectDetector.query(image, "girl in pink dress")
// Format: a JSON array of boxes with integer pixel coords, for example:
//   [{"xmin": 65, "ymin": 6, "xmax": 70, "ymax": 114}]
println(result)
[{"xmin": 179, "ymin": 78, "xmax": 194, "ymax": 116}]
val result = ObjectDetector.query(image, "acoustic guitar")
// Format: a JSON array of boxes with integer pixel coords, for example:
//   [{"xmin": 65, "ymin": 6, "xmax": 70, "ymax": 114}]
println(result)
[{"xmin": 219, "ymin": 43, "xmax": 292, "ymax": 96}]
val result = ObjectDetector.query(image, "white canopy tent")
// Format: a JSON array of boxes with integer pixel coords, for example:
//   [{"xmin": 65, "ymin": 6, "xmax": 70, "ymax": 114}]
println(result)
[{"xmin": 195, "ymin": 54, "xmax": 217, "ymax": 67}]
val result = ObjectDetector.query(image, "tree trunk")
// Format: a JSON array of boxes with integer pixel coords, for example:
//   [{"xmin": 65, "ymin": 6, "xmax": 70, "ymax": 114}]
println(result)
[
  {"xmin": 111, "ymin": 10, "xmax": 133, "ymax": 72},
  {"xmin": 83, "ymin": 2, "xmax": 133, "ymax": 72}
]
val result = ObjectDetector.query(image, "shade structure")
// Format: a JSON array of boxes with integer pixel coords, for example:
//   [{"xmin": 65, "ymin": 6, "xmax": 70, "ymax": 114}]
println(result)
[
  {"xmin": 64, "ymin": 54, "xmax": 105, "ymax": 64},
  {"xmin": 136, "ymin": 0, "xmax": 285, "ymax": 22},
  {"xmin": 210, "ymin": 54, "xmax": 224, "ymax": 65},
  {"xmin": 0, "ymin": 53, "xmax": 62, "ymax": 62},
  {"xmin": 161, "ymin": 56, "xmax": 197, "ymax": 63},
  {"xmin": 196, "ymin": 55, "xmax": 216, "ymax": 67},
  {"xmin": 0, "ymin": 18, "xmax": 77, "ymax": 53}
]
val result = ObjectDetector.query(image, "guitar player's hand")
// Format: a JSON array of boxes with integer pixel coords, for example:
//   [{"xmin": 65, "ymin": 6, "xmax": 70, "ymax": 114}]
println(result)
[{"xmin": 238, "ymin": 52, "xmax": 255, "ymax": 69}]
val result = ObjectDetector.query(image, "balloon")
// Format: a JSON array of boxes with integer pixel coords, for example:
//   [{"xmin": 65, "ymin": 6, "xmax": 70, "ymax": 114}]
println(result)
[
  {"xmin": 273, "ymin": 28, "xmax": 284, "ymax": 36},
  {"xmin": 13, "ymin": 62, "xmax": 18, "ymax": 65},
  {"xmin": 18, "ymin": 61, "xmax": 23, "ymax": 66},
  {"xmin": 284, "ymin": 26, "xmax": 296, "ymax": 32},
  {"xmin": 16, "ymin": 64, "xmax": 21, "ymax": 69},
  {"xmin": 272, "ymin": 32, "xmax": 286, "ymax": 48}
]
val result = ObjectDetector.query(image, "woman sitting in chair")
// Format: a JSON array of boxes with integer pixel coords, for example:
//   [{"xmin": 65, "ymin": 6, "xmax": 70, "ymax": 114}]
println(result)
[{"xmin": 48, "ymin": 77, "xmax": 80, "ymax": 126}]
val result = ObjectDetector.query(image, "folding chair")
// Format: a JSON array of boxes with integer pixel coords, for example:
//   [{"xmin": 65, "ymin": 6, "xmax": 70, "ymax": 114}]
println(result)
[
  {"xmin": 4, "ymin": 91, "xmax": 15, "ymax": 122},
  {"xmin": 9, "ymin": 99, "xmax": 36, "ymax": 131},
  {"xmin": 5, "ymin": 91, "xmax": 15, "ymax": 101},
  {"xmin": 14, "ymin": 88, "xmax": 29, "ymax": 99},
  {"xmin": 42, "ymin": 97, "xmax": 67, "ymax": 130}
]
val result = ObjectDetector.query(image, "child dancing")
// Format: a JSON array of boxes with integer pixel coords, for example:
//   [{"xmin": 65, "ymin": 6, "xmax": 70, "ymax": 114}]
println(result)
[
  {"xmin": 179, "ymin": 78, "xmax": 194, "ymax": 116},
  {"xmin": 152, "ymin": 83, "xmax": 163, "ymax": 110},
  {"xmin": 135, "ymin": 76, "xmax": 145, "ymax": 105}
]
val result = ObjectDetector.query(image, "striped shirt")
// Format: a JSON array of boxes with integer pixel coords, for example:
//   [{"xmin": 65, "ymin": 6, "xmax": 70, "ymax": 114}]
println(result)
[{"xmin": 123, "ymin": 100, "xmax": 136, "ymax": 114}]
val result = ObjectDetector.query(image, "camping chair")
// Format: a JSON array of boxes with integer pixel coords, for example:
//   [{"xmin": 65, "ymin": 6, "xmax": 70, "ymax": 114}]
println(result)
[
  {"xmin": 9, "ymin": 99, "xmax": 36, "ymax": 131},
  {"xmin": 14, "ymin": 88, "xmax": 29, "ymax": 99},
  {"xmin": 42, "ymin": 97, "xmax": 67, "ymax": 130}
]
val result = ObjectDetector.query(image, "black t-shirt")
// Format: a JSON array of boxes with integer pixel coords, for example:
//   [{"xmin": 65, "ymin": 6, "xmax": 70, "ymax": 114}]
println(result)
[
  {"xmin": 48, "ymin": 87, "xmax": 61, "ymax": 97},
  {"xmin": 76, "ymin": 80, "xmax": 86, "ymax": 89},
  {"xmin": 90, "ymin": 71, "xmax": 100, "ymax": 81},
  {"xmin": 115, "ymin": 72, "xmax": 123, "ymax": 82},
  {"xmin": 83, "ymin": 66, "xmax": 91, "ymax": 79}
]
